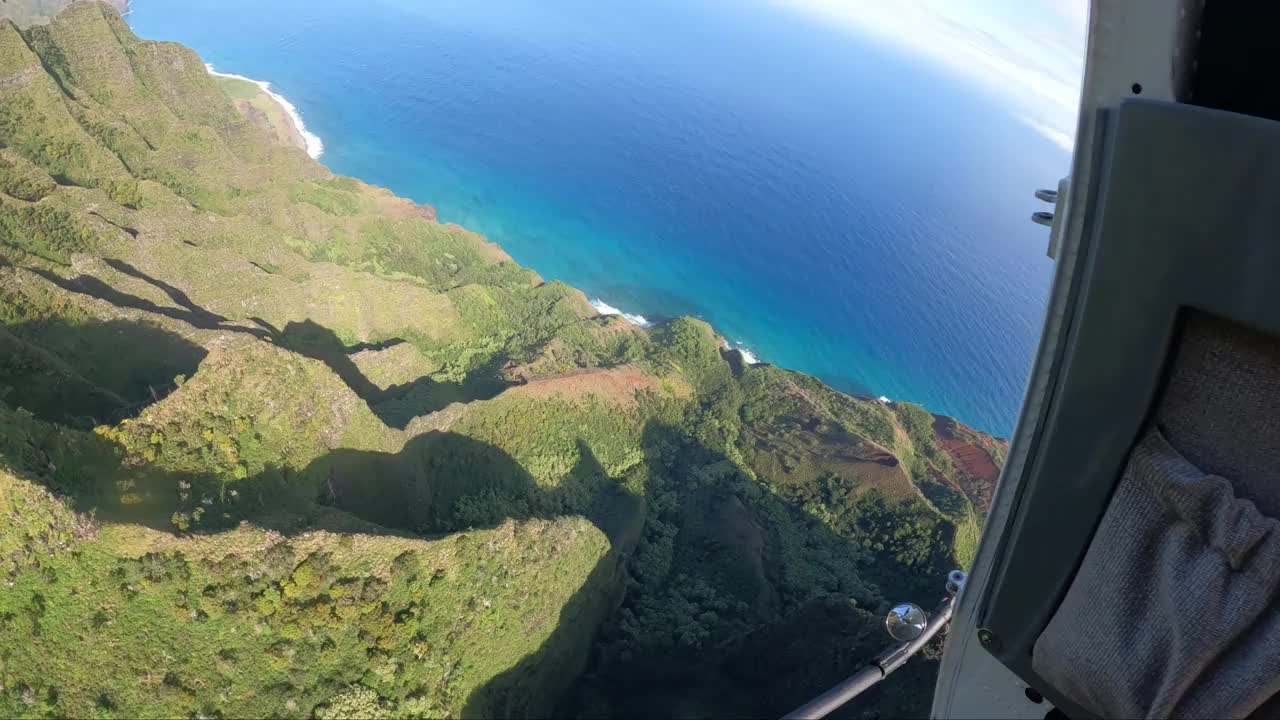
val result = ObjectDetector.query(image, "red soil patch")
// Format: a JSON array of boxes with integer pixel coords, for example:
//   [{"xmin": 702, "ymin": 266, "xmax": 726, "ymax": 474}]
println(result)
[
  {"xmin": 509, "ymin": 366, "xmax": 683, "ymax": 407},
  {"xmin": 932, "ymin": 416, "xmax": 1005, "ymax": 515}
]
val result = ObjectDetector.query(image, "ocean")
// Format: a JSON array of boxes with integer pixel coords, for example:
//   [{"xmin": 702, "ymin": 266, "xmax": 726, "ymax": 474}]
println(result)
[{"xmin": 127, "ymin": 0, "xmax": 1067, "ymax": 436}]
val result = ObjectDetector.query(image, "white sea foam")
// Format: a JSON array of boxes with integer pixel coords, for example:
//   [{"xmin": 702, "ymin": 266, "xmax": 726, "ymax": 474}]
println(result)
[
  {"xmin": 206, "ymin": 64, "xmax": 324, "ymax": 159},
  {"xmin": 592, "ymin": 300, "xmax": 759, "ymax": 362},
  {"xmin": 721, "ymin": 338, "xmax": 761, "ymax": 365},
  {"xmin": 878, "ymin": 395, "xmax": 891, "ymax": 404},
  {"xmin": 589, "ymin": 298, "xmax": 652, "ymax": 328}
]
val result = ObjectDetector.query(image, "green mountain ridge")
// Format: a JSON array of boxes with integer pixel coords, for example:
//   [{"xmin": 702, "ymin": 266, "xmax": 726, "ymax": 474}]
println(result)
[
  {"xmin": 0, "ymin": 3, "xmax": 1006, "ymax": 718},
  {"xmin": 0, "ymin": 0, "xmax": 125, "ymax": 29}
]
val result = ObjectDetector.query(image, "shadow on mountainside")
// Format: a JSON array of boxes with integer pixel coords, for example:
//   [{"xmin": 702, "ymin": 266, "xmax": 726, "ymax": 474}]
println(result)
[
  {"xmin": 0, "ymin": 382, "xmax": 642, "ymax": 541},
  {"xmin": 29, "ymin": 264, "xmax": 510, "ymax": 428},
  {"xmin": 9, "ymin": 402, "xmax": 644, "ymax": 546},
  {"xmin": 470, "ymin": 422, "xmax": 946, "ymax": 720},
  {"xmin": 463, "ymin": 537, "xmax": 631, "ymax": 719},
  {"xmin": 0, "ymin": 394, "xmax": 640, "ymax": 712},
  {"xmin": 0, "ymin": 316, "xmax": 206, "ymax": 428},
  {"xmin": 102, "ymin": 258, "xmax": 226, "ymax": 325},
  {"xmin": 30, "ymin": 266, "xmax": 271, "ymax": 338},
  {"xmin": 262, "ymin": 318, "xmax": 509, "ymax": 429},
  {"xmin": 304, "ymin": 434, "xmax": 643, "ymax": 545},
  {"xmin": 0, "ymin": 305, "xmax": 948, "ymax": 718}
]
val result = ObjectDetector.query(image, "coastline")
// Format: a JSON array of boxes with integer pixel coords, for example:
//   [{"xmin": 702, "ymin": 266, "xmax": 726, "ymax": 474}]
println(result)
[
  {"xmin": 108, "ymin": 0, "xmax": 1047, "ymax": 439},
  {"xmin": 198, "ymin": 55, "xmax": 773, "ymax": 374},
  {"xmin": 591, "ymin": 297, "xmax": 764, "ymax": 366},
  {"xmin": 189, "ymin": 55, "xmax": 1008, "ymax": 437},
  {"xmin": 588, "ymin": 298, "xmax": 652, "ymax": 328},
  {"xmin": 205, "ymin": 64, "xmax": 324, "ymax": 159}
]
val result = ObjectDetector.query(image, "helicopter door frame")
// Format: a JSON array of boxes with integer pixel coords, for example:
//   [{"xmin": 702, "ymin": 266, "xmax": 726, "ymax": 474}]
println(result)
[{"xmin": 931, "ymin": 0, "xmax": 1189, "ymax": 716}]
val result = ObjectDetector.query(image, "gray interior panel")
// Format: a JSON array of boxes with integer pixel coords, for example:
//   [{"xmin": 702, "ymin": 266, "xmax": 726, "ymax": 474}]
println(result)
[{"xmin": 976, "ymin": 98, "xmax": 1280, "ymax": 714}]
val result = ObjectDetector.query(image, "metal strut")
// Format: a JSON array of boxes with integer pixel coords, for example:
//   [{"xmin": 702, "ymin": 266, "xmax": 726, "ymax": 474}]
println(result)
[{"xmin": 781, "ymin": 597, "xmax": 955, "ymax": 720}]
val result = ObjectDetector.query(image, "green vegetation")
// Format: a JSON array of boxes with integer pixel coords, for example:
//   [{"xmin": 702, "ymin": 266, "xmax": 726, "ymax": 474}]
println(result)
[
  {"xmin": 215, "ymin": 75, "xmax": 263, "ymax": 101},
  {"xmin": 0, "ymin": 151, "xmax": 57, "ymax": 201},
  {"xmin": 291, "ymin": 182, "xmax": 365, "ymax": 216},
  {"xmin": 0, "ymin": 203, "xmax": 102, "ymax": 264},
  {"xmin": 0, "ymin": 3, "xmax": 1008, "ymax": 718},
  {"xmin": 0, "ymin": 0, "xmax": 123, "ymax": 27}
]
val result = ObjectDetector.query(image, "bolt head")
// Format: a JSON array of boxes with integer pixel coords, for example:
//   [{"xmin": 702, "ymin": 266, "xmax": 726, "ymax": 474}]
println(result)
[{"xmin": 978, "ymin": 628, "xmax": 998, "ymax": 649}]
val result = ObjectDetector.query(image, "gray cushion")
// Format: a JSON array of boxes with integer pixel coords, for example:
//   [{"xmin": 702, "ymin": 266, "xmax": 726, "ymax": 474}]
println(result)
[
  {"xmin": 1032, "ymin": 428, "xmax": 1280, "ymax": 718},
  {"xmin": 1159, "ymin": 312, "xmax": 1280, "ymax": 518}
]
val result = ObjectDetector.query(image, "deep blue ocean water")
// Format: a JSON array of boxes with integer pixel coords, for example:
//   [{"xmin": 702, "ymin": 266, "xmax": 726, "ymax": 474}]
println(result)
[{"xmin": 128, "ymin": 0, "xmax": 1067, "ymax": 436}]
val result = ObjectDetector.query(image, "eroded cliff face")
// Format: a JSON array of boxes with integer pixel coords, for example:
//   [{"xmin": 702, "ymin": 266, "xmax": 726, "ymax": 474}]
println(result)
[
  {"xmin": 933, "ymin": 413, "xmax": 1007, "ymax": 517},
  {"xmin": 0, "ymin": 4, "xmax": 1003, "ymax": 717}
]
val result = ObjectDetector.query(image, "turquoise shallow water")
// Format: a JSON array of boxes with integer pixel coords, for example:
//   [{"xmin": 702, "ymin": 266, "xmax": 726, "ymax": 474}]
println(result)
[{"xmin": 128, "ymin": 0, "xmax": 1067, "ymax": 435}]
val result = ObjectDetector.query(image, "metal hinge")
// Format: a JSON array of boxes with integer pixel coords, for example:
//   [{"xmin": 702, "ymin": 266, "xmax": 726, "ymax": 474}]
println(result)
[{"xmin": 1033, "ymin": 177, "xmax": 1071, "ymax": 259}]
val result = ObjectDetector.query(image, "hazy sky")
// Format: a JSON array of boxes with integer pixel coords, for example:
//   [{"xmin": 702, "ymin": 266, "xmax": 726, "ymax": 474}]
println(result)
[{"xmin": 774, "ymin": 0, "xmax": 1088, "ymax": 151}]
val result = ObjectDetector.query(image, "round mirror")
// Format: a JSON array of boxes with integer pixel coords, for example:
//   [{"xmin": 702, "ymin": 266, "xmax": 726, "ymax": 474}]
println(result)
[{"xmin": 885, "ymin": 602, "xmax": 927, "ymax": 642}]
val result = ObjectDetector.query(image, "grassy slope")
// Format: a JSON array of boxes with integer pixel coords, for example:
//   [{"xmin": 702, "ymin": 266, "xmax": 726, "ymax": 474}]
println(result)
[
  {"xmin": 214, "ymin": 75, "xmax": 308, "ymax": 152},
  {"xmin": 0, "ymin": 3, "xmax": 1007, "ymax": 718}
]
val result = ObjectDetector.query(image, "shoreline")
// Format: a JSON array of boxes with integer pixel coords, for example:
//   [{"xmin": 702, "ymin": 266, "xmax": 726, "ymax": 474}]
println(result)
[
  {"xmin": 118, "ymin": 0, "xmax": 1023, "ymax": 440},
  {"xmin": 205, "ymin": 64, "xmax": 324, "ymax": 159},
  {"xmin": 201, "ymin": 55, "xmax": 773, "ymax": 376},
  {"xmin": 588, "ymin": 298, "xmax": 653, "ymax": 329},
  {"xmin": 590, "ymin": 297, "xmax": 764, "ymax": 366},
  {"xmin": 194, "ymin": 61, "xmax": 1001, "ymax": 436}
]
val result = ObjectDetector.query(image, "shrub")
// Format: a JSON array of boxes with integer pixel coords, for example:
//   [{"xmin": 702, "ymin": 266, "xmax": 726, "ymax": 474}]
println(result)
[{"xmin": 0, "ymin": 204, "xmax": 98, "ymax": 264}]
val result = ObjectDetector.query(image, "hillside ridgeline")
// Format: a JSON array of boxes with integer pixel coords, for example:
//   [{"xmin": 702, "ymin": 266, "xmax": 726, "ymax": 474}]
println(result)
[{"xmin": 0, "ymin": 4, "xmax": 1005, "ymax": 718}]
